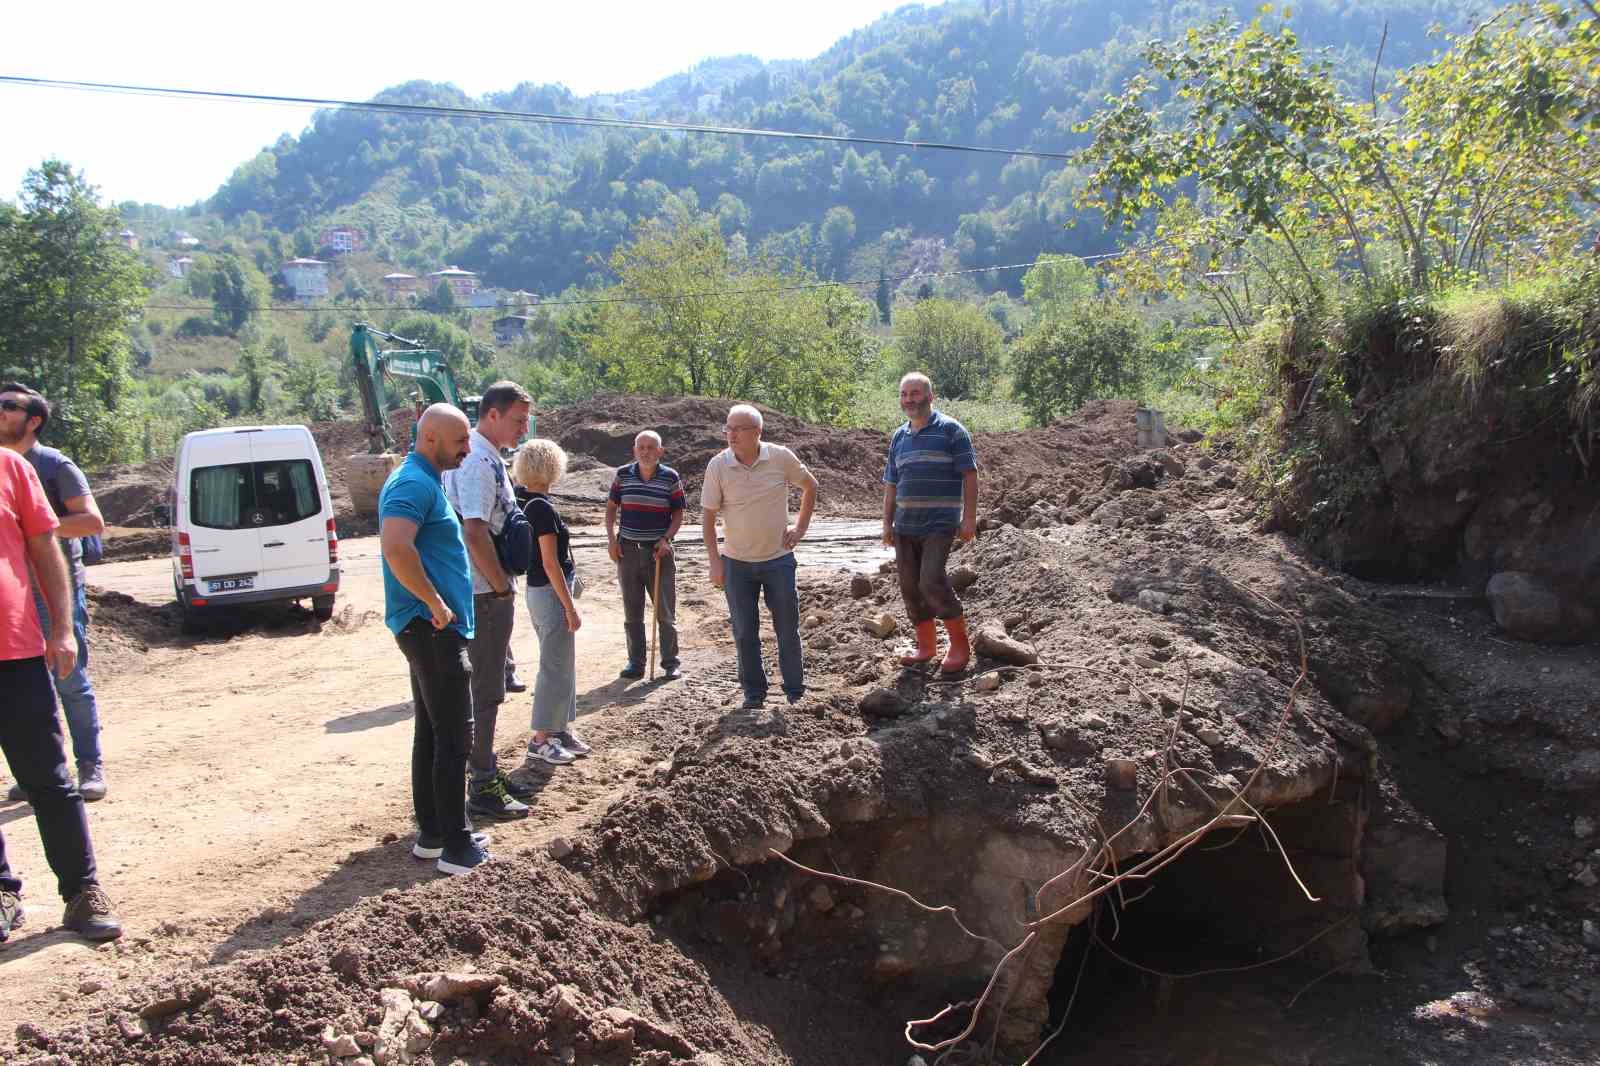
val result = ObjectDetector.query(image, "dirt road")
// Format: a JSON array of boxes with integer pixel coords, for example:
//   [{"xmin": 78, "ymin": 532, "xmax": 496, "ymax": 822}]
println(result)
[{"xmin": 0, "ymin": 521, "xmax": 889, "ymax": 1038}]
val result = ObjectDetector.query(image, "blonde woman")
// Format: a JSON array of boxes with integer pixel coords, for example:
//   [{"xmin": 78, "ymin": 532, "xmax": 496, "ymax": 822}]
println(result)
[{"xmin": 511, "ymin": 440, "xmax": 589, "ymax": 766}]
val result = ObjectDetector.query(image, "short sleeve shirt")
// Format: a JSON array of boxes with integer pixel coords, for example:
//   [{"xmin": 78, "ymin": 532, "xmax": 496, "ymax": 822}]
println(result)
[
  {"xmin": 379, "ymin": 451, "xmax": 475, "ymax": 638},
  {"xmin": 701, "ymin": 443, "xmax": 814, "ymax": 563},
  {"xmin": 609, "ymin": 461, "xmax": 685, "ymax": 542},
  {"xmin": 24, "ymin": 443, "xmax": 90, "ymax": 578},
  {"xmin": 0, "ymin": 448, "xmax": 61, "ymax": 660},
  {"xmin": 442, "ymin": 429, "xmax": 517, "ymax": 595},
  {"xmin": 524, "ymin": 493, "xmax": 574, "ymax": 587},
  {"xmin": 883, "ymin": 410, "xmax": 977, "ymax": 535}
]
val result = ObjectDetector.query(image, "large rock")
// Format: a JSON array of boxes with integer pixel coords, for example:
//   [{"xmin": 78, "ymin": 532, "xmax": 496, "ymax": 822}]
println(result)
[
  {"xmin": 1487, "ymin": 571, "xmax": 1566, "ymax": 641},
  {"xmin": 973, "ymin": 627, "xmax": 1038, "ymax": 666}
]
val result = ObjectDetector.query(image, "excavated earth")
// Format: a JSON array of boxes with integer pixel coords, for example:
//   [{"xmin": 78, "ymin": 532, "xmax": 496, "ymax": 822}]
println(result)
[{"xmin": 12, "ymin": 401, "xmax": 1599, "ymax": 1065}]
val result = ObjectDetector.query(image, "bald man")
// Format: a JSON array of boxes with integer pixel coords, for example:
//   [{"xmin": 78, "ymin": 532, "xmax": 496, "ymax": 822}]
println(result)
[
  {"xmin": 606, "ymin": 430, "xmax": 686, "ymax": 680},
  {"xmin": 379, "ymin": 405, "xmax": 489, "ymax": 876}
]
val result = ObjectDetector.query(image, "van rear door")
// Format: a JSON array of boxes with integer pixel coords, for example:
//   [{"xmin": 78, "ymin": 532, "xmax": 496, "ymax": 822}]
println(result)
[
  {"xmin": 183, "ymin": 432, "xmax": 264, "ymax": 592},
  {"xmin": 248, "ymin": 429, "xmax": 331, "ymax": 590}
]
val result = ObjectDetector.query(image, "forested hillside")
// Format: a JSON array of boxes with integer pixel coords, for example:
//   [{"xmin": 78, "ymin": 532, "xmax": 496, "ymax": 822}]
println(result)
[{"xmin": 206, "ymin": 0, "xmax": 1479, "ymax": 295}]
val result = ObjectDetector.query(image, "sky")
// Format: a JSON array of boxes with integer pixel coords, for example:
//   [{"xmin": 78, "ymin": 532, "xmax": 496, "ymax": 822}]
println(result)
[{"xmin": 3, "ymin": 0, "xmax": 942, "ymax": 209}]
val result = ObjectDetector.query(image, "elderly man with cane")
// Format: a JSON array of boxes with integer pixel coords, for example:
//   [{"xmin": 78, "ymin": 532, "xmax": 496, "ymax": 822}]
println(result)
[{"xmin": 606, "ymin": 430, "xmax": 686, "ymax": 682}]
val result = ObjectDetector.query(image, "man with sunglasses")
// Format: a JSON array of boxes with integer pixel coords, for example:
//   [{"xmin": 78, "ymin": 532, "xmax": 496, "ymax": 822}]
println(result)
[
  {"xmin": 0, "ymin": 384, "xmax": 109, "ymax": 802},
  {"xmin": 701, "ymin": 404, "xmax": 817, "ymax": 710},
  {"xmin": 0, "ymin": 440, "xmax": 122, "ymax": 944}
]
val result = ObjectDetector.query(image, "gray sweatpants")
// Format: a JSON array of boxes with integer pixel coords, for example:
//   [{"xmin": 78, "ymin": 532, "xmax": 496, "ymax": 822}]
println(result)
[
  {"xmin": 467, "ymin": 591, "xmax": 515, "ymax": 786},
  {"xmin": 618, "ymin": 539, "xmax": 679, "ymax": 669},
  {"xmin": 526, "ymin": 575, "xmax": 578, "ymax": 734}
]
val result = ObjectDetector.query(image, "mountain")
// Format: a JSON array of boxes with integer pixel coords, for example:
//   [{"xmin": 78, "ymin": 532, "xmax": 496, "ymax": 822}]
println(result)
[{"xmin": 207, "ymin": 0, "xmax": 1482, "ymax": 296}]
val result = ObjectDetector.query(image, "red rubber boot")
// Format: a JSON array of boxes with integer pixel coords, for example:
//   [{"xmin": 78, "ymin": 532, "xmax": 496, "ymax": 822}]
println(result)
[
  {"xmin": 900, "ymin": 620, "xmax": 938, "ymax": 666},
  {"xmin": 940, "ymin": 616, "xmax": 971, "ymax": 675}
]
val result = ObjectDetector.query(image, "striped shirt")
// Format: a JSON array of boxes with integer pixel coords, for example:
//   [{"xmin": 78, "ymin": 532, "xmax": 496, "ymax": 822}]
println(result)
[
  {"xmin": 883, "ymin": 410, "xmax": 977, "ymax": 535},
  {"xmin": 609, "ymin": 461, "xmax": 685, "ymax": 541}
]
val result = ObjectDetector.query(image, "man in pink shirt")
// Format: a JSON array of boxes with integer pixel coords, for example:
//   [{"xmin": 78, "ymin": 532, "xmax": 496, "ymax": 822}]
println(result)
[{"xmin": 0, "ymin": 445, "xmax": 121, "ymax": 944}]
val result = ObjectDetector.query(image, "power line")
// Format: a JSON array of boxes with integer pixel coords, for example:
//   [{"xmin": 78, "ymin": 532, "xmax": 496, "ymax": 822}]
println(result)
[
  {"xmin": 140, "ymin": 249, "xmax": 1140, "ymax": 314},
  {"xmin": 0, "ymin": 74, "xmax": 1075, "ymax": 162}
]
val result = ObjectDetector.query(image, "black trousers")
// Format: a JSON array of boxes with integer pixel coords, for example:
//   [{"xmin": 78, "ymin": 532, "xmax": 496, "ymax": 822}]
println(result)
[
  {"xmin": 894, "ymin": 531, "xmax": 963, "ymax": 624},
  {"xmin": 394, "ymin": 622, "xmax": 475, "ymax": 849},
  {"xmin": 0, "ymin": 656, "xmax": 99, "ymax": 902}
]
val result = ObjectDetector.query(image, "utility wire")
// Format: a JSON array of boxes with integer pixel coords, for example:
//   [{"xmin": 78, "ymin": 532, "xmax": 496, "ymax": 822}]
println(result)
[
  {"xmin": 139, "ymin": 248, "xmax": 1143, "ymax": 314},
  {"xmin": 0, "ymin": 74, "xmax": 1075, "ymax": 162}
]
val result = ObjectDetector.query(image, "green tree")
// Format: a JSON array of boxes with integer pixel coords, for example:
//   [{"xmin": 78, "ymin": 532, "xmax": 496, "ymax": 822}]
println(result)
[
  {"xmin": 1011, "ymin": 303, "xmax": 1147, "ymax": 426},
  {"xmin": 0, "ymin": 160, "xmax": 149, "ymax": 463},
  {"xmin": 1021, "ymin": 254, "xmax": 1096, "ymax": 320},
  {"xmin": 891, "ymin": 298, "xmax": 1005, "ymax": 400},
  {"xmin": 282, "ymin": 354, "xmax": 340, "ymax": 421},
  {"xmin": 875, "ymin": 267, "xmax": 892, "ymax": 325},
  {"xmin": 820, "ymin": 206, "xmax": 856, "ymax": 277},
  {"xmin": 210, "ymin": 254, "xmax": 269, "ymax": 334}
]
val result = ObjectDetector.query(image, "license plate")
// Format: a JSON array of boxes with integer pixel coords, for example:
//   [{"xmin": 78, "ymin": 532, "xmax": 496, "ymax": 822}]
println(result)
[{"xmin": 207, "ymin": 575, "xmax": 255, "ymax": 593}]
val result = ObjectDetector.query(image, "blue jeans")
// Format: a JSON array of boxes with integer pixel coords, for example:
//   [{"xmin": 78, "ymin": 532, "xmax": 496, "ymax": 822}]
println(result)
[
  {"xmin": 32, "ymin": 578, "xmax": 101, "ymax": 766},
  {"xmin": 722, "ymin": 553, "xmax": 804, "ymax": 703}
]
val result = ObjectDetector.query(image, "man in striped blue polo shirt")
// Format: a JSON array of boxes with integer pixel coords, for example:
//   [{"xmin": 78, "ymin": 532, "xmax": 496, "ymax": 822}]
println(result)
[
  {"xmin": 882, "ymin": 371, "xmax": 979, "ymax": 674},
  {"xmin": 606, "ymin": 430, "xmax": 686, "ymax": 680}
]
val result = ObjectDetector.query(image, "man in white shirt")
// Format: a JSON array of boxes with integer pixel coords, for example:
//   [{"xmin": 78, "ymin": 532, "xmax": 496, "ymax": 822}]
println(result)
[
  {"xmin": 701, "ymin": 403, "xmax": 817, "ymax": 709},
  {"xmin": 442, "ymin": 382, "xmax": 534, "ymax": 821}
]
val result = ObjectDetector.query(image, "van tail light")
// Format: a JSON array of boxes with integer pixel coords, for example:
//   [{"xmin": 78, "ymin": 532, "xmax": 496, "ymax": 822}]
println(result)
[
  {"xmin": 327, "ymin": 518, "xmax": 339, "ymax": 565},
  {"xmin": 178, "ymin": 531, "xmax": 194, "ymax": 579}
]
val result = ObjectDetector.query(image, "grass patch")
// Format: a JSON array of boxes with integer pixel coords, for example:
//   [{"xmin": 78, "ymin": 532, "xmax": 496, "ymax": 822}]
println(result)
[{"xmin": 842, "ymin": 379, "xmax": 1031, "ymax": 432}]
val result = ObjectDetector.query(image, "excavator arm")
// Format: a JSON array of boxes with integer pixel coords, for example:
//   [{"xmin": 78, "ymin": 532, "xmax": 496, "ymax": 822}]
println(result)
[{"xmin": 350, "ymin": 323, "xmax": 475, "ymax": 453}]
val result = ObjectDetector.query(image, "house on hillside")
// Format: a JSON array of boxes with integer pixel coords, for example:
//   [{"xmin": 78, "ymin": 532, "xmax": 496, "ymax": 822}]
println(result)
[
  {"xmin": 170, "ymin": 230, "xmax": 200, "ymax": 249},
  {"xmin": 319, "ymin": 225, "xmax": 364, "ymax": 256},
  {"xmin": 493, "ymin": 315, "xmax": 535, "ymax": 346},
  {"xmin": 384, "ymin": 273, "xmax": 420, "ymax": 301},
  {"xmin": 119, "ymin": 229, "xmax": 139, "ymax": 250},
  {"xmin": 426, "ymin": 266, "xmax": 479, "ymax": 299},
  {"xmin": 281, "ymin": 257, "xmax": 329, "ymax": 302},
  {"xmin": 167, "ymin": 256, "xmax": 194, "ymax": 279}
]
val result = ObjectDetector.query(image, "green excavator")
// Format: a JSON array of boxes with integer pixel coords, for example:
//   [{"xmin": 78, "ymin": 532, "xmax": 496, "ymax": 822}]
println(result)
[{"xmin": 346, "ymin": 322, "xmax": 533, "ymax": 516}]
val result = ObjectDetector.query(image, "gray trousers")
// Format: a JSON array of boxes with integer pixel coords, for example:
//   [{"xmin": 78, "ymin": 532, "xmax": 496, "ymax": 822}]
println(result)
[
  {"xmin": 526, "ymin": 575, "xmax": 578, "ymax": 734},
  {"xmin": 618, "ymin": 539, "xmax": 679, "ymax": 669},
  {"xmin": 467, "ymin": 591, "xmax": 515, "ymax": 786}
]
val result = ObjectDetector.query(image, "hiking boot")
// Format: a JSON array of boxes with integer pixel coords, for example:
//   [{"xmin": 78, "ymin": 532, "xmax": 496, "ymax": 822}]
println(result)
[
  {"xmin": 467, "ymin": 778, "xmax": 529, "ymax": 822},
  {"xmin": 553, "ymin": 729, "xmax": 591, "ymax": 758},
  {"xmin": 505, "ymin": 671, "xmax": 528, "ymax": 693},
  {"xmin": 437, "ymin": 839, "xmax": 492, "ymax": 876},
  {"xmin": 4, "ymin": 781, "xmax": 23, "ymax": 804},
  {"xmin": 62, "ymin": 885, "xmax": 122, "ymax": 942},
  {"xmin": 499, "ymin": 768, "xmax": 538, "ymax": 799},
  {"xmin": 77, "ymin": 761, "xmax": 106, "ymax": 803},
  {"xmin": 412, "ymin": 830, "xmax": 491, "ymax": 860},
  {"xmin": 527, "ymin": 738, "xmax": 576, "ymax": 766},
  {"xmin": 0, "ymin": 890, "xmax": 23, "ymax": 944},
  {"xmin": 619, "ymin": 664, "xmax": 645, "ymax": 680}
]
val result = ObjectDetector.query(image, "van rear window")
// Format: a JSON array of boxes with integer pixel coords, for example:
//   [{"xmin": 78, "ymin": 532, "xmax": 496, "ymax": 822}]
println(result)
[{"xmin": 190, "ymin": 460, "xmax": 320, "ymax": 530}]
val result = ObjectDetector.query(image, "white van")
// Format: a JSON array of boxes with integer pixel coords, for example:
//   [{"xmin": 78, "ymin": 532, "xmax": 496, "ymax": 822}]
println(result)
[{"xmin": 167, "ymin": 425, "xmax": 340, "ymax": 631}]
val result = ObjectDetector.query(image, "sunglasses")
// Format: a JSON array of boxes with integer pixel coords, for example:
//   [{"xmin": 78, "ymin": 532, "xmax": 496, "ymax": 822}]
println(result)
[{"xmin": 0, "ymin": 399, "xmax": 34, "ymax": 414}]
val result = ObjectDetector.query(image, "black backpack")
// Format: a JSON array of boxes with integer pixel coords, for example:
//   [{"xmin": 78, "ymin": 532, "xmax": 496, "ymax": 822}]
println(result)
[{"xmin": 489, "ymin": 461, "xmax": 534, "ymax": 576}]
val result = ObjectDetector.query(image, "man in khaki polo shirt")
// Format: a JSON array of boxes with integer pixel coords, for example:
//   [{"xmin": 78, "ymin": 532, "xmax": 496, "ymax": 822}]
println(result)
[{"xmin": 702, "ymin": 403, "xmax": 817, "ymax": 709}]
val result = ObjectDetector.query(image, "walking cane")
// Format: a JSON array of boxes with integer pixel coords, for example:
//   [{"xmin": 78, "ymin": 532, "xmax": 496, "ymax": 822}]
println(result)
[{"xmin": 649, "ymin": 552, "xmax": 663, "ymax": 681}]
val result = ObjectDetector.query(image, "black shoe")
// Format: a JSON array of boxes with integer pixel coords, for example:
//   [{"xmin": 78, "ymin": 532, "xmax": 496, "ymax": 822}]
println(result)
[
  {"xmin": 412, "ymin": 830, "xmax": 492, "ymax": 860},
  {"xmin": 438, "ymin": 839, "xmax": 491, "ymax": 876},
  {"xmin": 619, "ymin": 664, "xmax": 645, "ymax": 680},
  {"xmin": 62, "ymin": 886, "xmax": 122, "ymax": 942},
  {"xmin": 0, "ymin": 890, "xmax": 23, "ymax": 944},
  {"xmin": 467, "ymin": 779, "xmax": 529, "ymax": 821},
  {"xmin": 739, "ymin": 694, "xmax": 766, "ymax": 711},
  {"xmin": 660, "ymin": 663, "xmax": 682, "ymax": 680},
  {"xmin": 504, "ymin": 673, "xmax": 528, "ymax": 693}
]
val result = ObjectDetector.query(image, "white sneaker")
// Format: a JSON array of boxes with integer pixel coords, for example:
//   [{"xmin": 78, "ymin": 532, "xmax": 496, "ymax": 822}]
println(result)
[{"xmin": 528, "ymin": 739, "xmax": 576, "ymax": 765}]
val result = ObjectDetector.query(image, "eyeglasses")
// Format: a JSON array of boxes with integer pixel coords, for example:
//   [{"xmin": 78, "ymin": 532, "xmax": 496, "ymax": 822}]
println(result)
[{"xmin": 0, "ymin": 399, "xmax": 32, "ymax": 414}]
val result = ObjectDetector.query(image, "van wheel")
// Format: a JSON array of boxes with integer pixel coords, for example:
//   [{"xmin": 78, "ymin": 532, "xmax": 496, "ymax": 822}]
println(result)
[
  {"xmin": 177, "ymin": 586, "xmax": 205, "ymax": 636},
  {"xmin": 312, "ymin": 595, "xmax": 336, "ymax": 622}
]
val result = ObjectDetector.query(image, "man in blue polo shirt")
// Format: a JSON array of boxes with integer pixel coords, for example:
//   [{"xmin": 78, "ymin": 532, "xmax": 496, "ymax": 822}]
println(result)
[
  {"xmin": 606, "ymin": 430, "xmax": 686, "ymax": 680},
  {"xmin": 379, "ymin": 404, "xmax": 488, "ymax": 876},
  {"xmin": 882, "ymin": 371, "xmax": 979, "ymax": 674}
]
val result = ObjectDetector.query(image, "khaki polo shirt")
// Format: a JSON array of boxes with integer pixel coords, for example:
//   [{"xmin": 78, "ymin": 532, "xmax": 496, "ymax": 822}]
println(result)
[{"xmin": 701, "ymin": 443, "xmax": 814, "ymax": 562}]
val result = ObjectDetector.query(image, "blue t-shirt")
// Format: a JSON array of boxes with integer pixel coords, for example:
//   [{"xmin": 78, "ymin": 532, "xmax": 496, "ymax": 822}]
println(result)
[
  {"xmin": 378, "ymin": 451, "xmax": 475, "ymax": 639},
  {"xmin": 883, "ymin": 410, "xmax": 977, "ymax": 535}
]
